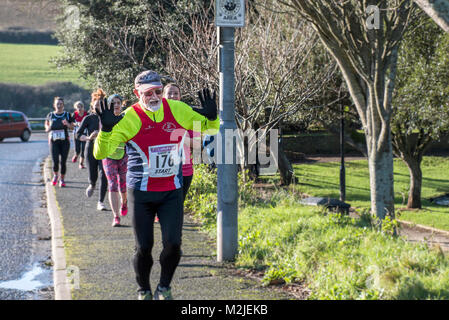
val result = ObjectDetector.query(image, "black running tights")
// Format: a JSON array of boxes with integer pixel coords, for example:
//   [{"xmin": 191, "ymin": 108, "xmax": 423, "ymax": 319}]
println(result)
[
  {"xmin": 130, "ymin": 188, "xmax": 184, "ymax": 292},
  {"xmin": 75, "ymin": 138, "xmax": 86, "ymax": 158},
  {"xmin": 86, "ymin": 141, "xmax": 107, "ymax": 202},
  {"xmin": 50, "ymin": 139, "xmax": 70, "ymax": 175}
]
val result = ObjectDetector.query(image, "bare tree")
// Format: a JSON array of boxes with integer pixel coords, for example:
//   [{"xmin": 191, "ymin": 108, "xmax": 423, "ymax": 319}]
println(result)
[
  {"xmin": 160, "ymin": 0, "xmax": 337, "ymax": 184},
  {"xmin": 279, "ymin": 0, "xmax": 415, "ymax": 220},
  {"xmin": 236, "ymin": 5, "xmax": 337, "ymax": 184},
  {"xmin": 162, "ymin": 1, "xmax": 219, "ymax": 101}
]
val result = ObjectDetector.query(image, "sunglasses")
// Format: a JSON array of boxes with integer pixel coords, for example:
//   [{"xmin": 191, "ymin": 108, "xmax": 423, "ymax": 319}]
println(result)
[{"xmin": 142, "ymin": 88, "xmax": 163, "ymax": 97}]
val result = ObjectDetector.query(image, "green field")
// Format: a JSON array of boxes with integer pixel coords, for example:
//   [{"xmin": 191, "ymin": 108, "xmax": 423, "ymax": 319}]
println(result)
[
  {"xmin": 0, "ymin": 43, "xmax": 86, "ymax": 87},
  {"xmin": 278, "ymin": 157, "xmax": 449, "ymax": 231}
]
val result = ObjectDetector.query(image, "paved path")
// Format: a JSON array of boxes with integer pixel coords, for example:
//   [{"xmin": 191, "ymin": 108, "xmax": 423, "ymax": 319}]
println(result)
[
  {"xmin": 48, "ymin": 148, "xmax": 294, "ymax": 300},
  {"xmin": 398, "ymin": 221, "xmax": 449, "ymax": 252}
]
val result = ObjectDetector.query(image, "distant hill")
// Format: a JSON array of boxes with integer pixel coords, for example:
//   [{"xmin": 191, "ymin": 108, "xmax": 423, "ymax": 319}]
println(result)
[
  {"xmin": 0, "ymin": 0, "xmax": 60, "ymax": 31},
  {"xmin": 0, "ymin": 0, "xmax": 60, "ymax": 44},
  {"xmin": 0, "ymin": 0, "xmax": 92, "ymax": 117}
]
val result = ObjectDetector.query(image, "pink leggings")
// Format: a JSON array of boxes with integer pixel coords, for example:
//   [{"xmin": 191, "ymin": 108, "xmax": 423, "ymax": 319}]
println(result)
[{"xmin": 102, "ymin": 156, "xmax": 128, "ymax": 193}]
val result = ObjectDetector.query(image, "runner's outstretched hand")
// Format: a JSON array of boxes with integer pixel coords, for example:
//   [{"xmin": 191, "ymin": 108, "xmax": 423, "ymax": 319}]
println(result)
[
  {"xmin": 96, "ymin": 98, "xmax": 121, "ymax": 132},
  {"xmin": 194, "ymin": 88, "xmax": 218, "ymax": 121}
]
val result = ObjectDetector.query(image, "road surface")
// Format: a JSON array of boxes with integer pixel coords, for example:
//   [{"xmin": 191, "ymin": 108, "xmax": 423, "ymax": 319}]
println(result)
[{"xmin": 0, "ymin": 132, "xmax": 53, "ymax": 300}]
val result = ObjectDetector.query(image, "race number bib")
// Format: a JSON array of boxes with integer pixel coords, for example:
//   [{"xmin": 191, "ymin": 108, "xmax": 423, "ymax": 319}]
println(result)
[
  {"xmin": 52, "ymin": 130, "xmax": 66, "ymax": 141},
  {"xmin": 148, "ymin": 144, "xmax": 181, "ymax": 177}
]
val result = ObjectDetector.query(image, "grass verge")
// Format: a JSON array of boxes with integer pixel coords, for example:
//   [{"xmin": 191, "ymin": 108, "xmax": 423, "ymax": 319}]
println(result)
[{"xmin": 187, "ymin": 164, "xmax": 449, "ymax": 299}]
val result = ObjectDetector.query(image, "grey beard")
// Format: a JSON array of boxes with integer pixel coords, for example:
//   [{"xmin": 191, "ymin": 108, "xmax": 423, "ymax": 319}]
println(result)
[{"xmin": 141, "ymin": 99, "xmax": 161, "ymax": 112}]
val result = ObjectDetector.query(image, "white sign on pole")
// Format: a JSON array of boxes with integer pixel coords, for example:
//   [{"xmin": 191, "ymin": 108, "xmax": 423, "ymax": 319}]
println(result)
[{"xmin": 215, "ymin": 0, "xmax": 245, "ymax": 27}]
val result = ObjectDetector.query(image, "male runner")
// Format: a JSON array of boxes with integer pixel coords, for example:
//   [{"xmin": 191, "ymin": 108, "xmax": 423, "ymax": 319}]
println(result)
[{"xmin": 93, "ymin": 70, "xmax": 219, "ymax": 300}]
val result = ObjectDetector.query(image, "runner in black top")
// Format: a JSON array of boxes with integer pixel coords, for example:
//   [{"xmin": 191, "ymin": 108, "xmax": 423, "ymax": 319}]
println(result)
[
  {"xmin": 72, "ymin": 101, "xmax": 88, "ymax": 169},
  {"xmin": 45, "ymin": 97, "xmax": 75, "ymax": 187},
  {"xmin": 76, "ymin": 89, "xmax": 108, "ymax": 211}
]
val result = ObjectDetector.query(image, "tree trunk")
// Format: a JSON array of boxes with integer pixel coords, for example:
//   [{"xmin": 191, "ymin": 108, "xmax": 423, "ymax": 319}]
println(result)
[
  {"xmin": 392, "ymin": 131, "xmax": 431, "ymax": 210},
  {"xmin": 278, "ymin": 138, "xmax": 294, "ymax": 186},
  {"xmin": 403, "ymin": 156, "xmax": 423, "ymax": 209},
  {"xmin": 285, "ymin": 0, "xmax": 412, "ymax": 222},
  {"xmin": 276, "ymin": 120, "xmax": 294, "ymax": 186},
  {"xmin": 367, "ymin": 135, "xmax": 395, "ymax": 220},
  {"xmin": 414, "ymin": 0, "xmax": 449, "ymax": 32}
]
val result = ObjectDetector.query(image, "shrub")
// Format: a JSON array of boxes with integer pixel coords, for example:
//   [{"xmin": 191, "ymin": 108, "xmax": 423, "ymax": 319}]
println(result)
[
  {"xmin": 185, "ymin": 165, "xmax": 257, "ymax": 235},
  {"xmin": 0, "ymin": 82, "xmax": 90, "ymax": 117},
  {"xmin": 0, "ymin": 27, "xmax": 57, "ymax": 45}
]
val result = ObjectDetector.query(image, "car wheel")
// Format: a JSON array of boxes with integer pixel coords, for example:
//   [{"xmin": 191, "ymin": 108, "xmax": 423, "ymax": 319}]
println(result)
[
  {"xmin": 20, "ymin": 129, "xmax": 31, "ymax": 142},
  {"xmin": 0, "ymin": 137, "xmax": 3, "ymax": 142}
]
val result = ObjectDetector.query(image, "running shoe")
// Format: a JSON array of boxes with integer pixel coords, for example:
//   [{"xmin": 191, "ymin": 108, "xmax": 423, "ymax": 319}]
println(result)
[
  {"xmin": 112, "ymin": 216, "xmax": 120, "ymax": 227},
  {"xmin": 52, "ymin": 175, "xmax": 58, "ymax": 186},
  {"xmin": 120, "ymin": 202, "xmax": 128, "ymax": 216},
  {"xmin": 153, "ymin": 285, "xmax": 173, "ymax": 300},
  {"xmin": 79, "ymin": 163, "xmax": 86, "ymax": 169},
  {"xmin": 97, "ymin": 201, "xmax": 106, "ymax": 211},
  {"xmin": 86, "ymin": 185, "xmax": 94, "ymax": 197},
  {"xmin": 71, "ymin": 155, "xmax": 78, "ymax": 163},
  {"xmin": 59, "ymin": 179, "xmax": 66, "ymax": 188},
  {"xmin": 138, "ymin": 290, "xmax": 152, "ymax": 300}
]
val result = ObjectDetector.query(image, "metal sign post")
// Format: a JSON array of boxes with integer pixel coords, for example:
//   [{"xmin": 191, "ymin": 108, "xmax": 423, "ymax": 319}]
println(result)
[
  {"xmin": 215, "ymin": 0, "xmax": 245, "ymax": 262},
  {"xmin": 340, "ymin": 103, "xmax": 346, "ymax": 202}
]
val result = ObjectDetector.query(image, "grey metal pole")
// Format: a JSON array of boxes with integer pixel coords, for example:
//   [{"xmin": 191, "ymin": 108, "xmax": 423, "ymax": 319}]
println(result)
[
  {"xmin": 217, "ymin": 26, "xmax": 238, "ymax": 262},
  {"xmin": 340, "ymin": 103, "xmax": 346, "ymax": 202}
]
